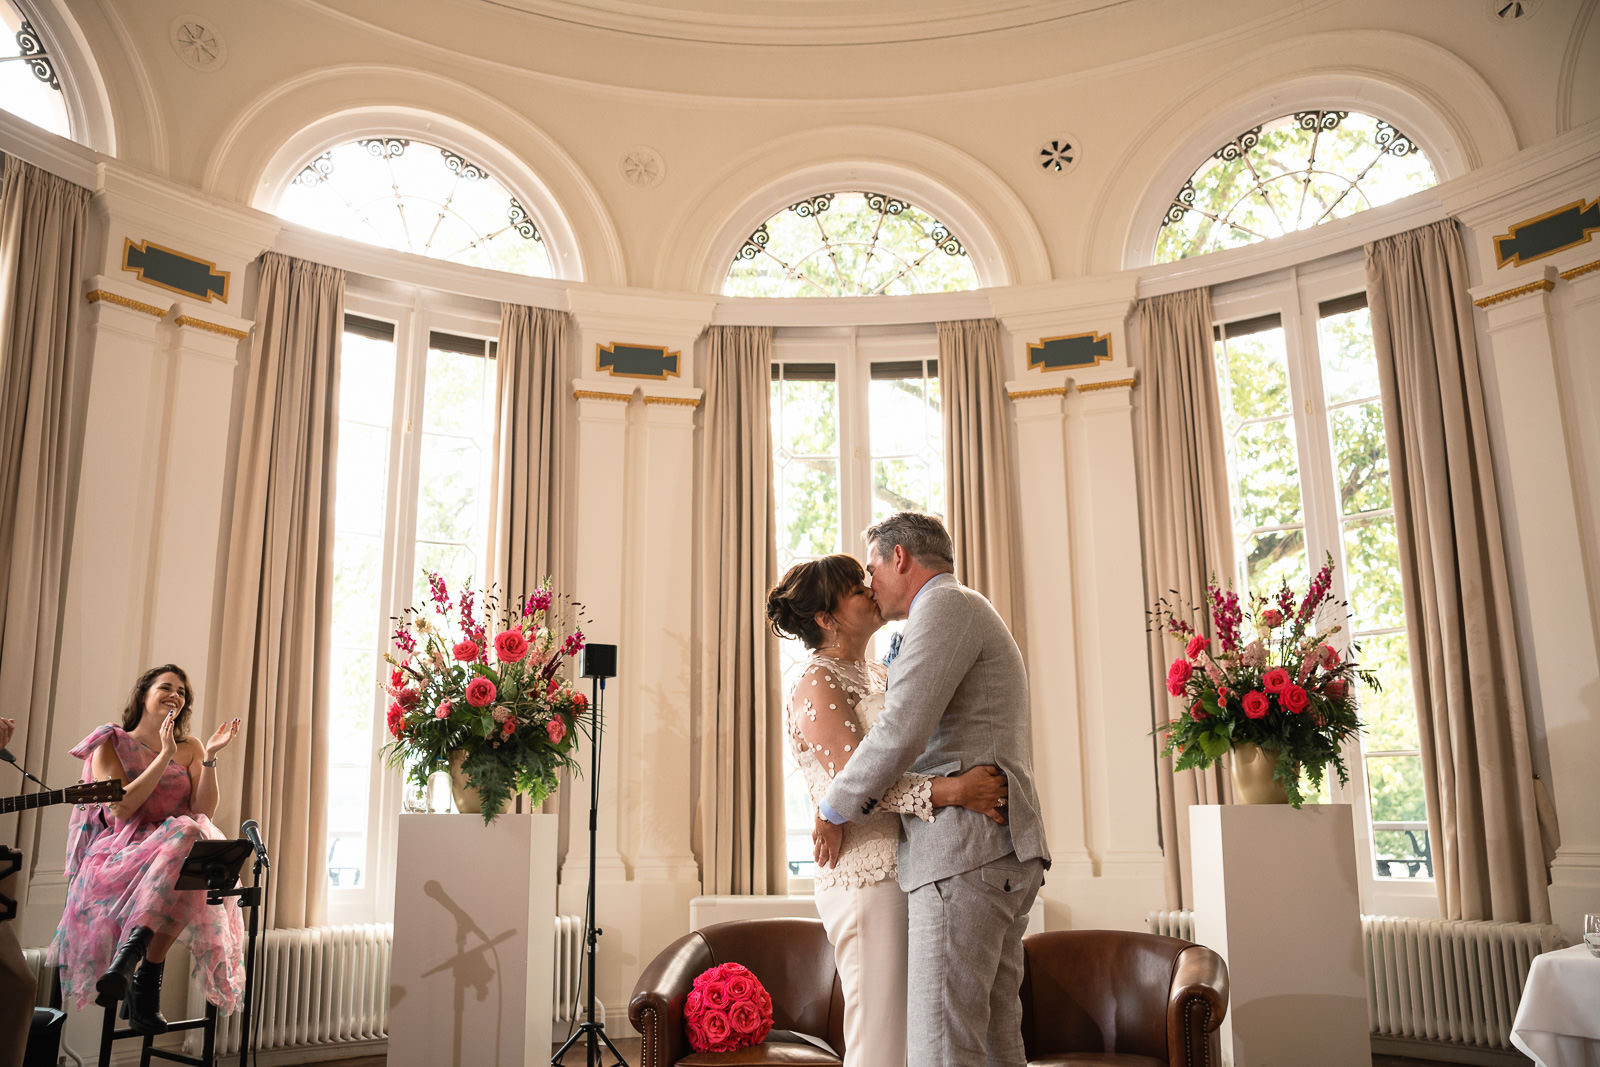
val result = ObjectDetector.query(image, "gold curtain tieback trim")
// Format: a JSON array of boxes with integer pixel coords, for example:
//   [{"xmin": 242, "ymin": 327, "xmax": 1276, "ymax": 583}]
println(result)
[
  {"xmin": 573, "ymin": 389, "xmax": 633, "ymax": 403},
  {"xmin": 1473, "ymin": 279, "xmax": 1556, "ymax": 307},
  {"xmin": 1558, "ymin": 258, "xmax": 1600, "ymax": 281},
  {"xmin": 1076, "ymin": 377, "xmax": 1138, "ymax": 393},
  {"xmin": 1007, "ymin": 386, "xmax": 1068, "ymax": 400},
  {"xmin": 642, "ymin": 395, "xmax": 700, "ymax": 408},
  {"xmin": 86, "ymin": 289, "xmax": 165, "ymax": 318},
  {"xmin": 174, "ymin": 315, "xmax": 249, "ymax": 340}
]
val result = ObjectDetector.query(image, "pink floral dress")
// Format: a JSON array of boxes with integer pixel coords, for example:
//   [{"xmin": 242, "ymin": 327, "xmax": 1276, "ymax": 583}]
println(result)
[{"xmin": 47, "ymin": 724, "xmax": 245, "ymax": 1011}]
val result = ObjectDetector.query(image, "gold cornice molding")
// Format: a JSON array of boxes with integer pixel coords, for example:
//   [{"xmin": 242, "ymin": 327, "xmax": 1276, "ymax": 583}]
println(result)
[
  {"xmin": 85, "ymin": 289, "xmax": 165, "ymax": 318},
  {"xmin": 573, "ymin": 389, "xmax": 633, "ymax": 403},
  {"xmin": 1076, "ymin": 377, "xmax": 1138, "ymax": 393},
  {"xmin": 642, "ymin": 395, "xmax": 700, "ymax": 407},
  {"xmin": 173, "ymin": 315, "xmax": 249, "ymax": 340},
  {"xmin": 1558, "ymin": 258, "xmax": 1600, "ymax": 281},
  {"xmin": 1007, "ymin": 386, "xmax": 1069, "ymax": 401},
  {"xmin": 1473, "ymin": 279, "xmax": 1556, "ymax": 308}
]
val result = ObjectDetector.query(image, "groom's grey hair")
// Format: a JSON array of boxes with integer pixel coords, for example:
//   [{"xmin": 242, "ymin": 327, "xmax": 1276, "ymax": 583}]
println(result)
[{"xmin": 864, "ymin": 512, "xmax": 954, "ymax": 572}]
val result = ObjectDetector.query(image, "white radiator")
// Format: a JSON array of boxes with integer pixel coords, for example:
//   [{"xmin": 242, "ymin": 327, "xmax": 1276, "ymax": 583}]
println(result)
[
  {"xmin": 1143, "ymin": 909, "xmax": 1565, "ymax": 1052},
  {"xmin": 552, "ymin": 912, "xmax": 606, "ymax": 1027}
]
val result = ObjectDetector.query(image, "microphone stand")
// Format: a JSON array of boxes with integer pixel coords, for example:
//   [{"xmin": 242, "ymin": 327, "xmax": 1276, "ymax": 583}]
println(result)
[
  {"xmin": 0, "ymin": 752, "xmax": 46, "ymax": 924},
  {"xmin": 550, "ymin": 675, "xmax": 626, "ymax": 1067},
  {"xmin": 208, "ymin": 850, "xmax": 266, "ymax": 1067}
]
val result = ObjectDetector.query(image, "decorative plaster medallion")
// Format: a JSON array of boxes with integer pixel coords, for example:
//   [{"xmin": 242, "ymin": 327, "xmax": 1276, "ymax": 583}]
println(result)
[
  {"xmin": 620, "ymin": 145, "xmax": 666, "ymax": 188},
  {"xmin": 171, "ymin": 16, "xmax": 226, "ymax": 70},
  {"xmin": 1038, "ymin": 136, "xmax": 1081, "ymax": 176},
  {"xmin": 1486, "ymin": 0, "xmax": 1541, "ymax": 22}
]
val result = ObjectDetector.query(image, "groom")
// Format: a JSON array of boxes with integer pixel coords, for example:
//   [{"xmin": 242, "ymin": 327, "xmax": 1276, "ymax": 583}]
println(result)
[{"xmin": 819, "ymin": 512, "xmax": 1049, "ymax": 1066}]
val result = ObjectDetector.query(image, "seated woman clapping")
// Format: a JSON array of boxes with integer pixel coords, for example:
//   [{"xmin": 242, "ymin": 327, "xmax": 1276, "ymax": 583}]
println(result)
[{"xmin": 47, "ymin": 664, "xmax": 245, "ymax": 1034}]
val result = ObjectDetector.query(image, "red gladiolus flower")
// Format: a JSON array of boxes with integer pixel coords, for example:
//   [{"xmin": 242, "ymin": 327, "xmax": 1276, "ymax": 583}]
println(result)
[
  {"xmin": 1166, "ymin": 659, "xmax": 1193, "ymax": 696},
  {"xmin": 1185, "ymin": 634, "xmax": 1210, "ymax": 659},
  {"xmin": 1282, "ymin": 685, "xmax": 1310, "ymax": 713},
  {"xmin": 495, "ymin": 630, "xmax": 530, "ymax": 663},
  {"xmin": 1324, "ymin": 677, "xmax": 1348, "ymax": 700},
  {"xmin": 453, "ymin": 640, "xmax": 480, "ymax": 663},
  {"xmin": 1260, "ymin": 608, "xmax": 1284, "ymax": 627},
  {"xmin": 397, "ymin": 686, "xmax": 420, "ymax": 709},
  {"xmin": 1262, "ymin": 667, "xmax": 1291, "ymax": 692},
  {"xmin": 1243, "ymin": 691, "xmax": 1270, "ymax": 719},
  {"xmin": 465, "ymin": 677, "xmax": 497, "ymax": 707}
]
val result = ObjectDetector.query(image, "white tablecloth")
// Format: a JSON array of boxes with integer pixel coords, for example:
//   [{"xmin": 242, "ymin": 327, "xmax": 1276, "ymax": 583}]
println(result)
[{"xmin": 1512, "ymin": 943, "xmax": 1600, "ymax": 1067}]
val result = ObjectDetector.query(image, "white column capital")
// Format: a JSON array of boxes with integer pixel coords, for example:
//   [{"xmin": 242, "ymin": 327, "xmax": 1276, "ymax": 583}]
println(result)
[{"xmin": 1471, "ymin": 265, "xmax": 1559, "ymax": 327}]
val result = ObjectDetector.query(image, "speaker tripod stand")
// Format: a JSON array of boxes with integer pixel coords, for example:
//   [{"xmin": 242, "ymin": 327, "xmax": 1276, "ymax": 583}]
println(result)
[{"xmin": 551, "ymin": 645, "xmax": 626, "ymax": 1067}]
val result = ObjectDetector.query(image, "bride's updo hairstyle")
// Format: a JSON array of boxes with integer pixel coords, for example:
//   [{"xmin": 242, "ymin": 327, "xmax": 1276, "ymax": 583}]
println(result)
[{"xmin": 766, "ymin": 554, "xmax": 868, "ymax": 650}]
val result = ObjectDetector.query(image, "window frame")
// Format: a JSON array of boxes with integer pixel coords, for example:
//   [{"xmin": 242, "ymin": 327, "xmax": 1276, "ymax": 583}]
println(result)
[
  {"xmin": 1210, "ymin": 254, "xmax": 1437, "ymax": 918},
  {"xmin": 324, "ymin": 285, "xmax": 501, "ymax": 926}
]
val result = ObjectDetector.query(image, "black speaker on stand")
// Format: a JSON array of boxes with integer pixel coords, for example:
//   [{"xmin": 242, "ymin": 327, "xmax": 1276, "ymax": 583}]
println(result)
[{"xmin": 551, "ymin": 642, "xmax": 627, "ymax": 1067}]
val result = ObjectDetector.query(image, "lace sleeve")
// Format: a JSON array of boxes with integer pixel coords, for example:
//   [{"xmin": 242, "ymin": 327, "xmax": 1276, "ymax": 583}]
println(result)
[
  {"xmin": 790, "ymin": 663, "xmax": 868, "ymax": 779},
  {"xmin": 880, "ymin": 772, "xmax": 934, "ymax": 822}
]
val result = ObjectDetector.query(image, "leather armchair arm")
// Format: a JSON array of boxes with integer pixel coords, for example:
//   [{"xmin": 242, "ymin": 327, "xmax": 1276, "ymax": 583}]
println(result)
[
  {"xmin": 629, "ymin": 931, "xmax": 714, "ymax": 1067},
  {"xmin": 1166, "ymin": 945, "xmax": 1228, "ymax": 1067}
]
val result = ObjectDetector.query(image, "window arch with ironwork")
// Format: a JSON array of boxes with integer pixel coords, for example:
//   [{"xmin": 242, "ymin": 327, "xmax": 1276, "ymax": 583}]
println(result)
[
  {"xmin": 724, "ymin": 191, "xmax": 980, "ymax": 297},
  {"xmin": 1, "ymin": 1, "xmax": 70, "ymax": 137},
  {"xmin": 1154, "ymin": 110, "xmax": 1437, "ymax": 263},
  {"xmin": 275, "ymin": 136, "xmax": 555, "ymax": 278}
]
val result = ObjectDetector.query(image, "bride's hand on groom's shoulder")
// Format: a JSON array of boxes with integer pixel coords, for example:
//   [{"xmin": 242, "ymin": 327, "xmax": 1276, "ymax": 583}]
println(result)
[{"xmin": 813, "ymin": 815, "xmax": 843, "ymax": 869}]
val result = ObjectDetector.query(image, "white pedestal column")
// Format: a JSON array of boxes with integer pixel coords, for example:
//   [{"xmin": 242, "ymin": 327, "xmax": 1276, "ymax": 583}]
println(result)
[
  {"xmin": 390, "ymin": 813, "xmax": 558, "ymax": 1067},
  {"xmin": 1190, "ymin": 804, "xmax": 1369, "ymax": 1067}
]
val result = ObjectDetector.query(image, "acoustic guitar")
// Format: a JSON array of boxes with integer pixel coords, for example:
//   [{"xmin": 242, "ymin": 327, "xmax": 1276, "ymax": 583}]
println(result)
[{"xmin": 0, "ymin": 779, "xmax": 125, "ymax": 815}]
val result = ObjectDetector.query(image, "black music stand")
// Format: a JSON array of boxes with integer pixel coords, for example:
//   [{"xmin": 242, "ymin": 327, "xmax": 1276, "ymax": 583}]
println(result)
[{"xmin": 176, "ymin": 837, "xmax": 265, "ymax": 1067}]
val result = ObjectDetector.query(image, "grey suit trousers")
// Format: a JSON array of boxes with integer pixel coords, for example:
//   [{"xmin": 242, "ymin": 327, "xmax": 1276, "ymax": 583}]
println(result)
[{"xmin": 906, "ymin": 852, "xmax": 1044, "ymax": 1067}]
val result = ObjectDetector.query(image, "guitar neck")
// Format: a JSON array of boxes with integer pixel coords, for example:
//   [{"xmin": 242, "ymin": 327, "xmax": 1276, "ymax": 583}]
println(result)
[{"xmin": 0, "ymin": 789, "xmax": 68, "ymax": 815}]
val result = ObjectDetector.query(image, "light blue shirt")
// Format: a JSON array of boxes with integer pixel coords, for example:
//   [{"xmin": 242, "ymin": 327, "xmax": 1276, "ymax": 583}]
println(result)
[{"xmin": 818, "ymin": 571, "xmax": 954, "ymax": 824}]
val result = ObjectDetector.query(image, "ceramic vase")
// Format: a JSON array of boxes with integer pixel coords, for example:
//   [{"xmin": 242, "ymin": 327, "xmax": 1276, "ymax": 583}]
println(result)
[{"xmin": 1230, "ymin": 742, "xmax": 1290, "ymax": 804}]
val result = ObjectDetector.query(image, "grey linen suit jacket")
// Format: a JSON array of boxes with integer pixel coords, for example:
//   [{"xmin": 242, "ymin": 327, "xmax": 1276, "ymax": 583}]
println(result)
[{"xmin": 822, "ymin": 573, "xmax": 1050, "ymax": 891}]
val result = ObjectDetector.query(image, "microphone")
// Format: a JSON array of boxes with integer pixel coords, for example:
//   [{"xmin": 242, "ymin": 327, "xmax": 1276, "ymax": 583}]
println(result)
[
  {"xmin": 0, "ymin": 747, "xmax": 51, "ymax": 790},
  {"xmin": 241, "ymin": 819, "xmax": 270, "ymax": 870}
]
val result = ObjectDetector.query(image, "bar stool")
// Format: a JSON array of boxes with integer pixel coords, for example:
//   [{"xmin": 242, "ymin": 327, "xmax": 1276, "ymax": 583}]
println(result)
[{"xmin": 97, "ymin": 995, "xmax": 218, "ymax": 1067}]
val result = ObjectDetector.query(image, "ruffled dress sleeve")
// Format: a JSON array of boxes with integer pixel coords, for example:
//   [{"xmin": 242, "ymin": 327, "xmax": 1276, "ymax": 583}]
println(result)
[{"xmin": 62, "ymin": 723, "xmax": 120, "ymax": 882}]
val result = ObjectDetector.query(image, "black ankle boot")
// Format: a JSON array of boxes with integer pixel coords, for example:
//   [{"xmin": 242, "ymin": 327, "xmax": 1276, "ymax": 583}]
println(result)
[
  {"xmin": 94, "ymin": 925, "xmax": 154, "ymax": 1007},
  {"xmin": 127, "ymin": 959, "xmax": 169, "ymax": 1035}
]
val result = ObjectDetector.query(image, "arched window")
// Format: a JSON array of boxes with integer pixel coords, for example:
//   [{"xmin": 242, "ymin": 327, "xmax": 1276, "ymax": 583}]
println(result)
[
  {"xmin": 725, "ymin": 191, "xmax": 979, "ymax": 297},
  {"xmin": 1155, "ymin": 111, "xmax": 1437, "ymax": 263},
  {"xmin": 275, "ymin": 137, "xmax": 554, "ymax": 277},
  {"xmin": 1, "ymin": 1, "xmax": 70, "ymax": 138}
]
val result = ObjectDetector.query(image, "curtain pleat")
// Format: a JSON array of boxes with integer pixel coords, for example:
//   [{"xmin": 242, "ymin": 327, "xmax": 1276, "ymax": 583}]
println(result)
[
  {"xmin": 695, "ymin": 325, "xmax": 783, "ymax": 894},
  {"xmin": 938, "ymin": 318, "xmax": 1024, "ymax": 639},
  {"xmin": 1135, "ymin": 287, "xmax": 1237, "ymax": 909},
  {"xmin": 1366, "ymin": 219, "xmax": 1550, "ymax": 923},
  {"xmin": 215, "ymin": 251, "xmax": 344, "ymax": 928}
]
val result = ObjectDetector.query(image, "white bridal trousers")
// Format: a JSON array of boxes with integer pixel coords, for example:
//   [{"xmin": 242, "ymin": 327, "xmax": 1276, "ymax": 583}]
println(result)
[{"xmin": 814, "ymin": 876, "xmax": 909, "ymax": 1067}]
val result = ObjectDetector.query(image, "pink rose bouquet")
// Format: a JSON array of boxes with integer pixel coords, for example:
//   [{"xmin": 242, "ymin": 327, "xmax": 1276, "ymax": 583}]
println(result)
[
  {"xmin": 685, "ymin": 962, "xmax": 774, "ymax": 1054},
  {"xmin": 381, "ymin": 573, "xmax": 593, "ymax": 821},
  {"xmin": 1148, "ymin": 555, "xmax": 1374, "ymax": 807}
]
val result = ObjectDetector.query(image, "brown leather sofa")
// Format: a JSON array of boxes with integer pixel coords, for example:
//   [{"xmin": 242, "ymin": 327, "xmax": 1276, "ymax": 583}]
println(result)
[
  {"xmin": 629, "ymin": 918, "xmax": 845, "ymax": 1066},
  {"xmin": 1020, "ymin": 930, "xmax": 1228, "ymax": 1067}
]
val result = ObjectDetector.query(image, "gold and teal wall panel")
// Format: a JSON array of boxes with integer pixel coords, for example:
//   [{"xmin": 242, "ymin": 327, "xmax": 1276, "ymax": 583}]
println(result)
[
  {"xmin": 1494, "ymin": 198, "xmax": 1599, "ymax": 268},
  {"xmin": 596, "ymin": 342, "xmax": 680, "ymax": 380},
  {"xmin": 122, "ymin": 239, "xmax": 229, "ymax": 302},
  {"xmin": 1027, "ymin": 330, "xmax": 1112, "ymax": 372}
]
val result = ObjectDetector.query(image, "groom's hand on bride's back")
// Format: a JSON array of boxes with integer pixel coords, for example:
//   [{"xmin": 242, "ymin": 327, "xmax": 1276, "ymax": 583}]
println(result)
[{"xmin": 813, "ymin": 815, "xmax": 844, "ymax": 868}]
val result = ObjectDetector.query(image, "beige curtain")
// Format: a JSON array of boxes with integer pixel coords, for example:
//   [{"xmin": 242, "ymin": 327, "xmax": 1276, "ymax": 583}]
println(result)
[
  {"xmin": 938, "ymin": 319, "xmax": 1023, "ymax": 636},
  {"xmin": 0, "ymin": 156, "xmax": 91, "ymax": 903},
  {"xmin": 1366, "ymin": 220, "xmax": 1550, "ymax": 923},
  {"xmin": 695, "ymin": 324, "xmax": 784, "ymax": 894},
  {"xmin": 1135, "ymin": 287, "xmax": 1236, "ymax": 909},
  {"xmin": 215, "ymin": 251, "xmax": 344, "ymax": 928}
]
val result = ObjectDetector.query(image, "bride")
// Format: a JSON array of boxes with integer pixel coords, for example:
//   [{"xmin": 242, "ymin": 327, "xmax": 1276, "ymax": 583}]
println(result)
[{"xmin": 766, "ymin": 554, "xmax": 1007, "ymax": 1067}]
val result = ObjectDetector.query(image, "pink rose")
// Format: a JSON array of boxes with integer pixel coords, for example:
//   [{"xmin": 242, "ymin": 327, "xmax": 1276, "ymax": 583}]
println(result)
[
  {"xmin": 1166, "ymin": 659, "xmax": 1193, "ymax": 697},
  {"xmin": 1242, "ymin": 691, "xmax": 1270, "ymax": 719},
  {"xmin": 728, "ymin": 1000, "xmax": 765, "ymax": 1037},
  {"xmin": 700, "ymin": 1009, "xmax": 731, "ymax": 1048},
  {"xmin": 1262, "ymin": 667, "xmax": 1291, "ymax": 692},
  {"xmin": 1318, "ymin": 644, "xmax": 1341, "ymax": 670},
  {"xmin": 1260, "ymin": 608, "xmax": 1284, "ymax": 628},
  {"xmin": 1185, "ymin": 634, "xmax": 1210, "ymax": 659},
  {"xmin": 1324, "ymin": 677, "xmax": 1348, "ymax": 700},
  {"xmin": 434, "ymin": 700, "xmax": 452, "ymax": 719},
  {"xmin": 546, "ymin": 716, "xmax": 567, "ymax": 744},
  {"xmin": 1282, "ymin": 685, "xmax": 1310, "ymax": 713},
  {"xmin": 464, "ymin": 677, "xmax": 497, "ymax": 708},
  {"xmin": 701, "ymin": 979, "xmax": 729, "ymax": 1010},
  {"xmin": 685, "ymin": 989, "xmax": 704, "ymax": 1018},
  {"xmin": 725, "ymin": 972, "xmax": 755, "ymax": 1000},
  {"xmin": 573, "ymin": 691, "xmax": 588, "ymax": 711},
  {"xmin": 494, "ymin": 630, "xmax": 530, "ymax": 663},
  {"xmin": 453, "ymin": 639, "xmax": 480, "ymax": 662}
]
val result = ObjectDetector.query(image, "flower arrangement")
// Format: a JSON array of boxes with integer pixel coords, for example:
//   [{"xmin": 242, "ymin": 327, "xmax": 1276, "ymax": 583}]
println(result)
[
  {"xmin": 684, "ymin": 962, "xmax": 774, "ymax": 1054},
  {"xmin": 382, "ymin": 572, "xmax": 591, "ymax": 822},
  {"xmin": 1149, "ymin": 556, "xmax": 1375, "ymax": 808}
]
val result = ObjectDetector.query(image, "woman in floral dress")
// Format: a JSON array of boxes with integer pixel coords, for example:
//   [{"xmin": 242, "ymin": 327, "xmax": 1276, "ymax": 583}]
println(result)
[
  {"xmin": 766, "ymin": 555, "xmax": 1008, "ymax": 1067},
  {"xmin": 49, "ymin": 664, "xmax": 245, "ymax": 1034}
]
